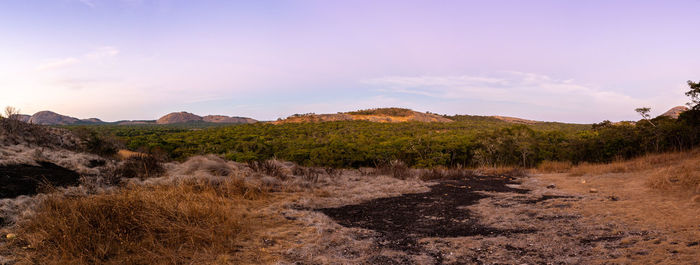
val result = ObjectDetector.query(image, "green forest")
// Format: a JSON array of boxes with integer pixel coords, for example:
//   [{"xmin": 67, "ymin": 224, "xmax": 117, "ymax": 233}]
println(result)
[{"xmin": 71, "ymin": 81, "xmax": 700, "ymax": 168}]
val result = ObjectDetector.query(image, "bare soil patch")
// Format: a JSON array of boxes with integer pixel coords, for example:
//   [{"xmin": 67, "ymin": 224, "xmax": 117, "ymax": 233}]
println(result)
[
  {"xmin": 318, "ymin": 176, "xmax": 529, "ymax": 254},
  {"xmin": 0, "ymin": 162, "xmax": 80, "ymax": 199}
]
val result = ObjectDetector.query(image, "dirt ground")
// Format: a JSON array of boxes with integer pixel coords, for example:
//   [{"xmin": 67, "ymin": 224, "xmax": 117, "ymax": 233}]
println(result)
[{"xmin": 278, "ymin": 172, "xmax": 700, "ymax": 264}]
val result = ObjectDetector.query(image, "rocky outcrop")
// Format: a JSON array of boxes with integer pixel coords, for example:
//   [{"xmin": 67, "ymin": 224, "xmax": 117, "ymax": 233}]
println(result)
[
  {"xmin": 157, "ymin": 112, "xmax": 258, "ymax": 124},
  {"xmin": 28, "ymin": 111, "xmax": 80, "ymax": 125},
  {"xmin": 202, "ymin": 115, "xmax": 257, "ymax": 124},
  {"xmin": 156, "ymin": 112, "xmax": 203, "ymax": 124},
  {"xmin": 659, "ymin": 106, "xmax": 689, "ymax": 119}
]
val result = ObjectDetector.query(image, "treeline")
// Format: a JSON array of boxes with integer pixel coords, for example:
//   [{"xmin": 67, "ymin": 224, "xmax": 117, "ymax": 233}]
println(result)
[
  {"xmin": 68, "ymin": 81, "xmax": 700, "ymax": 168},
  {"xmin": 72, "ymin": 112, "xmax": 696, "ymax": 168}
]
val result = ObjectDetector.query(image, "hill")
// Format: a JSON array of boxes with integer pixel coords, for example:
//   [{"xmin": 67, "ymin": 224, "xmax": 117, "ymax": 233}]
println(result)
[
  {"xmin": 659, "ymin": 106, "xmax": 689, "ymax": 119},
  {"xmin": 156, "ymin": 112, "xmax": 258, "ymax": 125},
  {"xmin": 28, "ymin": 111, "xmax": 82, "ymax": 125},
  {"xmin": 273, "ymin": 108, "xmax": 453, "ymax": 124}
]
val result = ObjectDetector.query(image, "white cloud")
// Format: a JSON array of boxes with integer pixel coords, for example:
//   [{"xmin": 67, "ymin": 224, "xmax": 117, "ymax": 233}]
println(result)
[
  {"xmin": 84, "ymin": 46, "xmax": 119, "ymax": 60},
  {"xmin": 363, "ymin": 72, "xmax": 657, "ymax": 122},
  {"xmin": 35, "ymin": 46, "xmax": 119, "ymax": 72},
  {"xmin": 36, "ymin": 57, "xmax": 79, "ymax": 71}
]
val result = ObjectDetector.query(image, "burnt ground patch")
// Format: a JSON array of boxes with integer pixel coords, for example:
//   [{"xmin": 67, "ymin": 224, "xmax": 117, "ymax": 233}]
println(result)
[
  {"xmin": 318, "ymin": 175, "xmax": 532, "ymax": 257},
  {"xmin": 0, "ymin": 162, "xmax": 80, "ymax": 199}
]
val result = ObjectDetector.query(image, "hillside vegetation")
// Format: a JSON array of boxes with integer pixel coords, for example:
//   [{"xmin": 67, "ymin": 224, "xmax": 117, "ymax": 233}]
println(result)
[{"xmin": 273, "ymin": 108, "xmax": 453, "ymax": 124}]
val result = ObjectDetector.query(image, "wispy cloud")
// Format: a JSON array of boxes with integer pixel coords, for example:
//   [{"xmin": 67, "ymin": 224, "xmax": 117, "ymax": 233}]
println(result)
[
  {"xmin": 36, "ymin": 57, "xmax": 79, "ymax": 71},
  {"xmin": 364, "ymin": 72, "xmax": 641, "ymax": 108},
  {"xmin": 35, "ymin": 46, "xmax": 119, "ymax": 71},
  {"xmin": 84, "ymin": 46, "xmax": 119, "ymax": 60},
  {"xmin": 363, "ymin": 72, "xmax": 654, "ymax": 122}
]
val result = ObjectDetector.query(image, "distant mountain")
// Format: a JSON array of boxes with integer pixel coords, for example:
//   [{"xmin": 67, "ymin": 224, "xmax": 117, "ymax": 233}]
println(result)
[
  {"xmin": 156, "ymin": 112, "xmax": 258, "ymax": 125},
  {"xmin": 28, "ymin": 111, "xmax": 81, "ymax": 125},
  {"xmin": 273, "ymin": 108, "xmax": 453, "ymax": 124},
  {"xmin": 9, "ymin": 114, "xmax": 31, "ymax": 123},
  {"xmin": 491, "ymin": 116, "xmax": 538, "ymax": 125},
  {"xmin": 202, "ymin": 115, "xmax": 257, "ymax": 124},
  {"xmin": 81, "ymin": 118, "xmax": 104, "ymax": 123},
  {"xmin": 156, "ymin": 112, "xmax": 203, "ymax": 124},
  {"xmin": 659, "ymin": 106, "xmax": 688, "ymax": 119},
  {"xmin": 6, "ymin": 110, "xmax": 256, "ymax": 125}
]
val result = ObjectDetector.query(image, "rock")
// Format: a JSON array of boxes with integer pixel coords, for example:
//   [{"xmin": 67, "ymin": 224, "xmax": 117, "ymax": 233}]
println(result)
[
  {"xmin": 202, "ymin": 115, "xmax": 257, "ymax": 124},
  {"xmin": 546, "ymin": 184, "xmax": 556, "ymax": 189},
  {"xmin": 156, "ymin": 111, "xmax": 203, "ymax": 124},
  {"xmin": 659, "ymin": 106, "xmax": 689, "ymax": 119},
  {"xmin": 28, "ymin": 111, "xmax": 80, "ymax": 125},
  {"xmin": 157, "ymin": 112, "xmax": 258, "ymax": 124},
  {"xmin": 5, "ymin": 233, "xmax": 16, "ymax": 240},
  {"xmin": 589, "ymin": 188, "xmax": 598, "ymax": 193}
]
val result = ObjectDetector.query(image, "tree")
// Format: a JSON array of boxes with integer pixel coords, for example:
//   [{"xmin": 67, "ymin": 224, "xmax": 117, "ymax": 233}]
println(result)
[
  {"xmin": 686, "ymin": 80, "xmax": 700, "ymax": 110},
  {"xmin": 3, "ymin": 106, "xmax": 20, "ymax": 120},
  {"xmin": 635, "ymin": 107, "xmax": 656, "ymax": 127}
]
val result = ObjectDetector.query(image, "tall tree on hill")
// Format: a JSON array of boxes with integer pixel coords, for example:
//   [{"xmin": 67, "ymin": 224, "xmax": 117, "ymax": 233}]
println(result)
[
  {"xmin": 686, "ymin": 80, "xmax": 700, "ymax": 110},
  {"xmin": 635, "ymin": 107, "xmax": 656, "ymax": 127}
]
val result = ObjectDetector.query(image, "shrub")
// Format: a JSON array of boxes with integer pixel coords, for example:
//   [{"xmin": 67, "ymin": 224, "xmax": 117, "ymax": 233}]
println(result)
[
  {"xmin": 388, "ymin": 160, "xmax": 413, "ymax": 180},
  {"xmin": 73, "ymin": 127, "xmax": 120, "ymax": 156},
  {"xmin": 291, "ymin": 165, "xmax": 322, "ymax": 183},
  {"xmin": 112, "ymin": 155, "xmax": 165, "ymax": 183},
  {"xmin": 247, "ymin": 160, "xmax": 288, "ymax": 180},
  {"xmin": 324, "ymin": 167, "xmax": 341, "ymax": 178}
]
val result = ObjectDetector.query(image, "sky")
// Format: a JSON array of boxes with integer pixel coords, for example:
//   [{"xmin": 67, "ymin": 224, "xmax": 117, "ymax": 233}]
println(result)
[{"xmin": 1, "ymin": 0, "xmax": 699, "ymax": 123}]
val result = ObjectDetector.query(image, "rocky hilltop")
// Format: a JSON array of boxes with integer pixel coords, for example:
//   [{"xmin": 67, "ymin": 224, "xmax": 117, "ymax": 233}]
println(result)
[
  {"xmin": 659, "ymin": 106, "xmax": 689, "ymax": 119},
  {"xmin": 273, "ymin": 108, "xmax": 453, "ymax": 124},
  {"xmin": 202, "ymin": 115, "xmax": 257, "ymax": 124},
  {"xmin": 491, "ymin": 116, "xmax": 538, "ymax": 125},
  {"xmin": 27, "ymin": 111, "xmax": 81, "ymax": 125},
  {"xmin": 5, "ymin": 110, "xmax": 256, "ymax": 125},
  {"xmin": 156, "ymin": 112, "xmax": 258, "ymax": 125},
  {"xmin": 156, "ymin": 112, "xmax": 203, "ymax": 124}
]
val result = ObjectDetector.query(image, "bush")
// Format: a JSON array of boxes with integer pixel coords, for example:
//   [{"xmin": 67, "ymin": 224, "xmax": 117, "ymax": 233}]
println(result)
[
  {"xmin": 247, "ymin": 160, "xmax": 288, "ymax": 180},
  {"xmin": 383, "ymin": 160, "xmax": 413, "ymax": 180},
  {"xmin": 292, "ymin": 165, "xmax": 322, "ymax": 183},
  {"xmin": 73, "ymin": 127, "xmax": 120, "ymax": 156},
  {"xmin": 112, "ymin": 155, "xmax": 165, "ymax": 183}
]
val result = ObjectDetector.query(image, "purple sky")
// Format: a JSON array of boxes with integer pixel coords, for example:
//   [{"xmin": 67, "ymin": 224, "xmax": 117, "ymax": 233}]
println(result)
[{"xmin": 1, "ymin": 0, "xmax": 699, "ymax": 122}]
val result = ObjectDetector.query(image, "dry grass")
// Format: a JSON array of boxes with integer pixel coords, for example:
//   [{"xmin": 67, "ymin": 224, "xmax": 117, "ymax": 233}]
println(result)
[
  {"xmin": 476, "ymin": 166, "xmax": 528, "ymax": 178},
  {"xmin": 535, "ymin": 160, "xmax": 573, "ymax": 173},
  {"xmin": 568, "ymin": 150, "xmax": 699, "ymax": 177},
  {"xmin": 562, "ymin": 149, "xmax": 700, "ymax": 193},
  {"xmin": 418, "ymin": 167, "xmax": 476, "ymax": 181},
  {"xmin": 647, "ymin": 155, "xmax": 700, "ymax": 193},
  {"xmin": 116, "ymin": 149, "xmax": 144, "ymax": 160},
  {"xmin": 5, "ymin": 177, "xmax": 274, "ymax": 265}
]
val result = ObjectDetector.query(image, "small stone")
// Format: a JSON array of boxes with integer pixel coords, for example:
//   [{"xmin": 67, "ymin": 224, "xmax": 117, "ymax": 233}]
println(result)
[
  {"xmin": 608, "ymin": 195, "xmax": 619, "ymax": 201},
  {"xmin": 546, "ymin": 184, "xmax": 556, "ymax": 189},
  {"xmin": 589, "ymin": 188, "xmax": 598, "ymax": 193},
  {"xmin": 5, "ymin": 233, "xmax": 16, "ymax": 240},
  {"xmin": 581, "ymin": 179, "xmax": 587, "ymax": 184}
]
